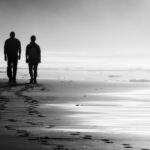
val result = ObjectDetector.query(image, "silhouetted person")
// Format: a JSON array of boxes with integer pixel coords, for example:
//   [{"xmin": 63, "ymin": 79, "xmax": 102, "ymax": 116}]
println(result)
[
  {"xmin": 4, "ymin": 32, "xmax": 21, "ymax": 83},
  {"xmin": 26, "ymin": 35, "xmax": 41, "ymax": 84}
]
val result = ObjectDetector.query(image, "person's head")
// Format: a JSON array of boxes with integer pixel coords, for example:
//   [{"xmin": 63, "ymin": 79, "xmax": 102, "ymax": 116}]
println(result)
[
  {"xmin": 31, "ymin": 35, "xmax": 36, "ymax": 42},
  {"xmin": 10, "ymin": 32, "xmax": 15, "ymax": 38}
]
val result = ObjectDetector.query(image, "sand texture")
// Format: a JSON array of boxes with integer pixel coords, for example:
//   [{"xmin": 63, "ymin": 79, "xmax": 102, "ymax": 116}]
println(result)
[{"xmin": 1, "ymin": 79, "xmax": 150, "ymax": 150}]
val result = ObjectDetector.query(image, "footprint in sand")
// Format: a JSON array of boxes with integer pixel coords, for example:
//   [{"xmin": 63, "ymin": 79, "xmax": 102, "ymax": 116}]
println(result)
[
  {"xmin": 40, "ymin": 136, "xmax": 50, "ymax": 140},
  {"xmin": 54, "ymin": 145, "xmax": 65, "ymax": 150},
  {"xmin": 26, "ymin": 121, "xmax": 38, "ymax": 125},
  {"xmin": 70, "ymin": 132, "xmax": 80, "ymax": 136},
  {"xmin": 29, "ymin": 136, "xmax": 52, "ymax": 145},
  {"xmin": 105, "ymin": 141, "xmax": 114, "ymax": 144},
  {"xmin": 17, "ymin": 130, "xmax": 30, "ymax": 137},
  {"xmin": 39, "ymin": 136, "xmax": 51, "ymax": 145},
  {"xmin": 54, "ymin": 148, "xmax": 65, "ymax": 150},
  {"xmin": 0, "ymin": 105, "xmax": 7, "ymax": 110},
  {"xmin": 83, "ymin": 135, "xmax": 92, "ymax": 140},
  {"xmin": 24, "ymin": 97, "xmax": 32, "ymax": 101},
  {"xmin": 17, "ymin": 129, "xmax": 27, "ymax": 133},
  {"xmin": 124, "ymin": 146, "xmax": 133, "ymax": 149},
  {"xmin": 19, "ymin": 132, "xmax": 30, "ymax": 137},
  {"xmin": 40, "ymin": 140, "xmax": 50, "ymax": 145},
  {"xmin": 4, "ymin": 125, "xmax": 14, "ymax": 130},
  {"xmin": 45, "ymin": 125, "xmax": 55, "ymax": 128},
  {"xmin": 76, "ymin": 104, "xmax": 83, "ymax": 106},
  {"xmin": 122, "ymin": 144, "xmax": 133, "ymax": 149},
  {"xmin": 41, "ymin": 87, "xmax": 45, "ymax": 91},
  {"xmin": 28, "ymin": 137, "xmax": 39, "ymax": 141},
  {"xmin": 38, "ymin": 114, "xmax": 45, "ymax": 117},
  {"xmin": 28, "ymin": 109, "xmax": 39, "ymax": 115},
  {"xmin": 101, "ymin": 139, "xmax": 114, "ymax": 144},
  {"xmin": 29, "ymin": 100, "xmax": 38, "ymax": 104},
  {"xmin": 8, "ymin": 119, "xmax": 17, "ymax": 122}
]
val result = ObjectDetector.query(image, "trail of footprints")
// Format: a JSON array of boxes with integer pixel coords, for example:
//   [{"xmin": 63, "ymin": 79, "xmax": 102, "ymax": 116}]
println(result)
[
  {"xmin": 1, "ymin": 84, "xmax": 150, "ymax": 150},
  {"xmin": 15, "ymin": 84, "xmax": 45, "ymax": 118},
  {"xmin": 4, "ymin": 120, "xmax": 150, "ymax": 150}
]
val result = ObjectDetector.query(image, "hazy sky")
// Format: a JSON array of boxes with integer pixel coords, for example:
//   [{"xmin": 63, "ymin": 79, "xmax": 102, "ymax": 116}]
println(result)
[{"xmin": 1, "ymin": 0, "xmax": 150, "ymax": 69}]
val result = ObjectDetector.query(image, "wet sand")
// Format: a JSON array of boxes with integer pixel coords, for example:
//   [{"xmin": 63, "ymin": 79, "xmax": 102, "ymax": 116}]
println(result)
[{"xmin": 1, "ymin": 79, "xmax": 150, "ymax": 150}]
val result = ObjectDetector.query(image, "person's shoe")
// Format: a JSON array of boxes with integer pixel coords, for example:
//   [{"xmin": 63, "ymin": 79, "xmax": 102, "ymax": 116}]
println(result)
[
  {"xmin": 13, "ymin": 78, "xmax": 16, "ymax": 84},
  {"xmin": 30, "ymin": 78, "xmax": 33, "ymax": 84},
  {"xmin": 13, "ymin": 80, "xmax": 16, "ymax": 84},
  {"xmin": 34, "ymin": 78, "xmax": 37, "ymax": 84},
  {"xmin": 8, "ymin": 78, "xmax": 12, "ymax": 83}
]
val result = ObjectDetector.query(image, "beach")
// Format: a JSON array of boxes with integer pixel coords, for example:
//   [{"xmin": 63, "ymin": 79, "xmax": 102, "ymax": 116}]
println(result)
[
  {"xmin": 1, "ymin": 0, "xmax": 150, "ymax": 149},
  {"xmin": 1, "ymin": 69, "xmax": 150, "ymax": 150}
]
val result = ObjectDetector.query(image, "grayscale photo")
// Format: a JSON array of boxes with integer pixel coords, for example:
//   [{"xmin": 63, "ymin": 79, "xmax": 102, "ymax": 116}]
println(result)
[{"xmin": 0, "ymin": 0, "xmax": 150, "ymax": 150}]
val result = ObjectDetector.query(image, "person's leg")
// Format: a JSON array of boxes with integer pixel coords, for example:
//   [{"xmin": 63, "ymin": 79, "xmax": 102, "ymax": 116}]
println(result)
[
  {"xmin": 7, "ymin": 59, "xmax": 12, "ymax": 83},
  {"xmin": 33, "ymin": 63, "xmax": 38, "ymax": 84},
  {"xmin": 12, "ymin": 59, "xmax": 18, "ymax": 83},
  {"xmin": 29, "ymin": 63, "xmax": 33, "ymax": 83}
]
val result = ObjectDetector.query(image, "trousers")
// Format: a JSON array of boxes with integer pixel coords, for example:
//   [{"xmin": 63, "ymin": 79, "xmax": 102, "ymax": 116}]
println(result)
[
  {"xmin": 7, "ymin": 58, "xmax": 18, "ymax": 80},
  {"xmin": 28, "ymin": 63, "xmax": 38, "ymax": 79}
]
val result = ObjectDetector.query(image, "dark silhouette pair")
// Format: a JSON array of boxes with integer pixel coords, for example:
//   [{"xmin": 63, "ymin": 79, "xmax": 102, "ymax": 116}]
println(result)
[{"xmin": 4, "ymin": 32, "xmax": 41, "ymax": 84}]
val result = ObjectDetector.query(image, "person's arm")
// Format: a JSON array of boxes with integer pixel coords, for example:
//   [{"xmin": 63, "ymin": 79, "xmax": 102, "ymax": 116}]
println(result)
[
  {"xmin": 18, "ymin": 40, "xmax": 21, "ymax": 60},
  {"xmin": 4, "ymin": 41, "xmax": 7, "ymax": 61},
  {"xmin": 26, "ymin": 45, "xmax": 29, "ymax": 63},
  {"xmin": 38, "ymin": 45, "xmax": 41, "ymax": 63}
]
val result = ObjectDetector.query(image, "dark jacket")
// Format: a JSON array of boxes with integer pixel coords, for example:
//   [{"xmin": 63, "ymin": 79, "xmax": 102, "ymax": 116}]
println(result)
[
  {"xmin": 4, "ymin": 38, "xmax": 21, "ymax": 59},
  {"xmin": 26, "ymin": 42, "xmax": 41, "ymax": 64}
]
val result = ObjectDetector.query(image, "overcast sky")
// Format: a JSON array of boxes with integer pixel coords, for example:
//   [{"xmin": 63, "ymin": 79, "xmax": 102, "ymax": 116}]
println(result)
[{"xmin": 0, "ymin": 0, "xmax": 150, "ymax": 69}]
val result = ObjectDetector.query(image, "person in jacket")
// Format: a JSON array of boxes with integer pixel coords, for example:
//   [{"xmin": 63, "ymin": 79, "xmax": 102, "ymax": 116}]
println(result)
[
  {"xmin": 4, "ymin": 32, "xmax": 21, "ymax": 83},
  {"xmin": 26, "ymin": 35, "xmax": 41, "ymax": 84}
]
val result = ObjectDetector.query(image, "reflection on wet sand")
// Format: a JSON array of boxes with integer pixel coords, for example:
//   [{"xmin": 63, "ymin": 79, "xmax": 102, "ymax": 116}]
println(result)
[{"xmin": 40, "ymin": 88, "xmax": 150, "ymax": 136}]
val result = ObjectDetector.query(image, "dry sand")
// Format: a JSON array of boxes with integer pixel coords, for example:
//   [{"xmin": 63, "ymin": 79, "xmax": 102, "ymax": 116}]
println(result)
[{"xmin": 1, "ymin": 78, "xmax": 150, "ymax": 150}]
